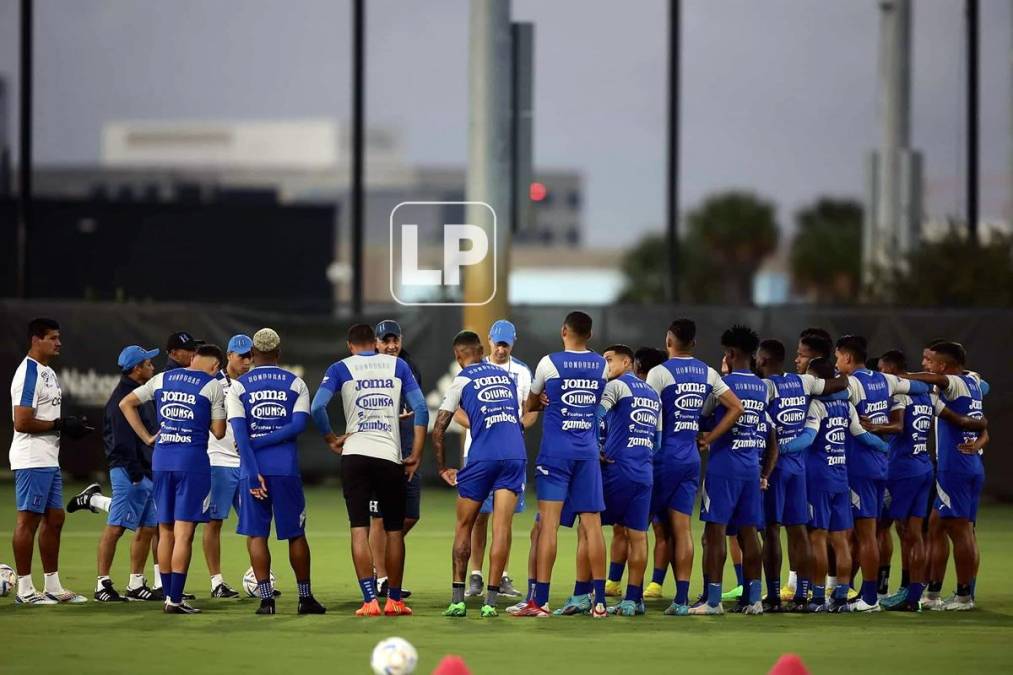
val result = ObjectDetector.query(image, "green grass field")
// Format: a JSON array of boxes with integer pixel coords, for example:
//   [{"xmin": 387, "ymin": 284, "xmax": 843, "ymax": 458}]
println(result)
[{"xmin": 2, "ymin": 482, "xmax": 1012, "ymax": 674}]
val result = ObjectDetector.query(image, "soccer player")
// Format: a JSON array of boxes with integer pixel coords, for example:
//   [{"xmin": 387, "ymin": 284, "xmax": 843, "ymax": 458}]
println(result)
[
  {"xmin": 204, "ymin": 334, "xmax": 253, "ymax": 598},
  {"xmin": 458, "ymin": 320, "xmax": 535, "ymax": 600},
  {"xmin": 434, "ymin": 331, "xmax": 527, "ymax": 618},
  {"xmin": 780, "ymin": 356, "xmax": 889, "ymax": 612},
  {"xmin": 755, "ymin": 338, "xmax": 848, "ymax": 611},
  {"xmin": 646, "ymin": 319, "xmax": 742, "ymax": 616},
  {"xmin": 228, "ymin": 328, "xmax": 325, "ymax": 615},
  {"xmin": 835, "ymin": 335, "xmax": 931, "ymax": 611},
  {"xmin": 597, "ymin": 345, "xmax": 660, "ymax": 616},
  {"xmin": 690, "ymin": 325, "xmax": 771, "ymax": 616},
  {"xmin": 515, "ymin": 311, "xmax": 609, "ymax": 618},
  {"xmin": 80, "ymin": 345, "xmax": 162, "ymax": 602},
  {"xmin": 10, "ymin": 318, "xmax": 92, "ymax": 604},
  {"xmin": 120, "ymin": 343, "xmax": 227, "ymax": 614},
  {"xmin": 310, "ymin": 324, "xmax": 427, "ymax": 617},
  {"xmin": 369, "ymin": 320, "xmax": 423, "ymax": 599},
  {"xmin": 897, "ymin": 341, "xmax": 986, "ymax": 611}
]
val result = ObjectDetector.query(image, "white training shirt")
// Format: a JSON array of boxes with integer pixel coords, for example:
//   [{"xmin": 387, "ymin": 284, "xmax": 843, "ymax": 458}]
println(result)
[
  {"xmin": 207, "ymin": 370, "xmax": 240, "ymax": 468},
  {"xmin": 9, "ymin": 356, "xmax": 62, "ymax": 470},
  {"xmin": 462, "ymin": 355, "xmax": 532, "ymax": 459}
]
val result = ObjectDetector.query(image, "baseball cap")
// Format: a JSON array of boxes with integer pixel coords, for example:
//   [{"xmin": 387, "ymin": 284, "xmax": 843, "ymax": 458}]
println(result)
[
  {"xmin": 375, "ymin": 320, "xmax": 402, "ymax": 339},
  {"xmin": 489, "ymin": 319, "xmax": 516, "ymax": 346},
  {"xmin": 166, "ymin": 331, "xmax": 202, "ymax": 351},
  {"xmin": 253, "ymin": 328, "xmax": 281, "ymax": 352},
  {"xmin": 118, "ymin": 345, "xmax": 159, "ymax": 371},
  {"xmin": 227, "ymin": 334, "xmax": 254, "ymax": 355}
]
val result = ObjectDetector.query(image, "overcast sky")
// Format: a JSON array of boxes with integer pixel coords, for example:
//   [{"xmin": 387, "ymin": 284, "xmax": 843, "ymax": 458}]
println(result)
[{"xmin": 0, "ymin": 0, "xmax": 1009, "ymax": 246}]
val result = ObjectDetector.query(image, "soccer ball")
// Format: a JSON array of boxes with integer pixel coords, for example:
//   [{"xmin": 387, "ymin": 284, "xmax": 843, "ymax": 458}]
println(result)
[
  {"xmin": 242, "ymin": 566, "xmax": 277, "ymax": 597},
  {"xmin": 0, "ymin": 564, "xmax": 15, "ymax": 597},
  {"xmin": 371, "ymin": 637, "xmax": 418, "ymax": 675}
]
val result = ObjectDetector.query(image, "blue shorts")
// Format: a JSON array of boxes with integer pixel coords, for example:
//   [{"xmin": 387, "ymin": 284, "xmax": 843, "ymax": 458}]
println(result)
[
  {"xmin": 651, "ymin": 460, "xmax": 699, "ymax": 517},
  {"xmin": 602, "ymin": 473, "xmax": 652, "ymax": 532},
  {"xmin": 457, "ymin": 459, "xmax": 526, "ymax": 504},
  {"xmin": 886, "ymin": 472, "xmax": 934, "ymax": 521},
  {"xmin": 535, "ymin": 457, "xmax": 604, "ymax": 514},
  {"xmin": 14, "ymin": 468, "xmax": 62, "ymax": 514},
  {"xmin": 209, "ymin": 466, "xmax": 241, "ymax": 521},
  {"xmin": 935, "ymin": 471, "xmax": 983, "ymax": 522},
  {"xmin": 849, "ymin": 476, "xmax": 885, "ymax": 520},
  {"xmin": 700, "ymin": 474, "xmax": 762, "ymax": 528},
  {"xmin": 808, "ymin": 489, "xmax": 853, "ymax": 532},
  {"xmin": 369, "ymin": 472, "xmax": 422, "ymax": 521},
  {"xmin": 237, "ymin": 475, "xmax": 307, "ymax": 540},
  {"xmin": 153, "ymin": 470, "xmax": 211, "ymax": 524},
  {"xmin": 108, "ymin": 467, "xmax": 156, "ymax": 530},
  {"xmin": 764, "ymin": 469, "xmax": 808, "ymax": 527}
]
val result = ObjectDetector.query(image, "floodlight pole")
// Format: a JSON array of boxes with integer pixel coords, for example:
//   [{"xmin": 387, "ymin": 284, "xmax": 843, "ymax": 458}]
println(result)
[
  {"xmin": 351, "ymin": 0, "xmax": 365, "ymax": 316},
  {"xmin": 666, "ymin": 0, "xmax": 681, "ymax": 303},
  {"xmin": 16, "ymin": 0, "xmax": 32, "ymax": 299},
  {"xmin": 966, "ymin": 0, "xmax": 979, "ymax": 245}
]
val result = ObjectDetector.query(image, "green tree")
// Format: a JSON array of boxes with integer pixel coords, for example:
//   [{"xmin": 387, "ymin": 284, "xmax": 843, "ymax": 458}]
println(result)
[
  {"xmin": 789, "ymin": 198, "xmax": 863, "ymax": 303},
  {"xmin": 617, "ymin": 232, "xmax": 722, "ymax": 304}
]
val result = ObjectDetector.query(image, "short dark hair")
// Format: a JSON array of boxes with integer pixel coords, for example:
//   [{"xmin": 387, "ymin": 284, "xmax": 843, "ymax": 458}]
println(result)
[
  {"xmin": 800, "ymin": 334, "xmax": 833, "ymax": 359},
  {"xmin": 721, "ymin": 324, "xmax": 759, "ymax": 356},
  {"xmin": 452, "ymin": 330, "xmax": 482, "ymax": 349},
  {"xmin": 668, "ymin": 318, "xmax": 696, "ymax": 345},
  {"xmin": 196, "ymin": 344, "xmax": 225, "ymax": 370},
  {"xmin": 835, "ymin": 334, "xmax": 868, "ymax": 363},
  {"xmin": 800, "ymin": 327, "xmax": 832, "ymax": 343},
  {"xmin": 28, "ymin": 318, "xmax": 59, "ymax": 345},
  {"xmin": 758, "ymin": 339, "xmax": 785, "ymax": 364},
  {"xmin": 604, "ymin": 344, "xmax": 634, "ymax": 360},
  {"xmin": 634, "ymin": 347, "xmax": 666, "ymax": 376},
  {"xmin": 807, "ymin": 356, "xmax": 836, "ymax": 379},
  {"xmin": 865, "ymin": 357, "xmax": 881, "ymax": 371},
  {"xmin": 564, "ymin": 311, "xmax": 593, "ymax": 339},
  {"xmin": 347, "ymin": 323, "xmax": 376, "ymax": 347},
  {"xmin": 929, "ymin": 341, "xmax": 966, "ymax": 366},
  {"xmin": 879, "ymin": 349, "xmax": 907, "ymax": 371}
]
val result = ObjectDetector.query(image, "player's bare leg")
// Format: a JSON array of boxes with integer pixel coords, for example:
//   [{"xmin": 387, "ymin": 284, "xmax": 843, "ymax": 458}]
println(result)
[
  {"xmin": 369, "ymin": 517, "xmax": 388, "ymax": 581},
  {"xmin": 445, "ymin": 496, "xmax": 482, "ymax": 616},
  {"xmin": 689, "ymin": 521, "xmax": 726, "ymax": 614},
  {"xmin": 852, "ymin": 517, "xmax": 881, "ymax": 609},
  {"xmin": 625, "ymin": 528, "xmax": 647, "ymax": 594},
  {"xmin": 828, "ymin": 530, "xmax": 853, "ymax": 611},
  {"xmin": 877, "ymin": 518, "xmax": 894, "ymax": 597},
  {"xmin": 737, "ymin": 526, "xmax": 763, "ymax": 613},
  {"xmin": 578, "ymin": 512, "xmax": 608, "ymax": 617},
  {"xmin": 784, "ymin": 524, "xmax": 811, "ymax": 608},
  {"xmin": 941, "ymin": 518, "xmax": 976, "ymax": 609},
  {"xmin": 644, "ymin": 520, "xmax": 669, "ymax": 598},
  {"xmin": 481, "ymin": 489, "xmax": 518, "ymax": 616},
  {"xmin": 761, "ymin": 523, "xmax": 781, "ymax": 605},
  {"xmin": 12, "ymin": 510, "xmax": 42, "ymax": 584},
  {"xmin": 130, "ymin": 527, "xmax": 155, "ymax": 578},
  {"xmin": 808, "ymin": 529, "xmax": 830, "ymax": 609},
  {"xmin": 669, "ymin": 510, "xmax": 694, "ymax": 595},
  {"xmin": 96, "ymin": 525, "xmax": 126, "ymax": 595},
  {"xmin": 467, "ymin": 512, "xmax": 489, "ymax": 596},
  {"xmin": 247, "ymin": 535, "xmax": 273, "ymax": 612},
  {"xmin": 38, "ymin": 507, "xmax": 64, "ymax": 574},
  {"xmin": 203, "ymin": 519, "xmax": 224, "ymax": 580},
  {"xmin": 606, "ymin": 525, "xmax": 628, "ymax": 596}
]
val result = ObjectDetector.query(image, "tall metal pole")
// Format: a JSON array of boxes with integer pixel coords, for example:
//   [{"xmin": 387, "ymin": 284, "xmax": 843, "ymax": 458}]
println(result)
[
  {"xmin": 966, "ymin": 0, "xmax": 979, "ymax": 244},
  {"xmin": 666, "ymin": 0, "xmax": 681, "ymax": 303},
  {"xmin": 16, "ymin": 0, "xmax": 32, "ymax": 299},
  {"xmin": 350, "ymin": 0, "xmax": 365, "ymax": 316}
]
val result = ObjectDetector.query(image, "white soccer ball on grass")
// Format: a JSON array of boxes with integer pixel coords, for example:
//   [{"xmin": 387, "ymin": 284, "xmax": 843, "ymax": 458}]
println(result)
[
  {"xmin": 371, "ymin": 637, "xmax": 418, "ymax": 675},
  {"xmin": 241, "ymin": 566, "xmax": 277, "ymax": 597}
]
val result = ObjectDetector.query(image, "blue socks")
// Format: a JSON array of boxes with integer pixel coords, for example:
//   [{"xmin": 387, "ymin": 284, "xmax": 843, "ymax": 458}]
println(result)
[
  {"xmin": 706, "ymin": 582, "xmax": 722, "ymax": 607},
  {"xmin": 970, "ymin": 577, "xmax": 977, "ymax": 599},
  {"xmin": 169, "ymin": 572, "xmax": 186, "ymax": 604},
  {"xmin": 832, "ymin": 584, "xmax": 849, "ymax": 601},
  {"xmin": 608, "ymin": 562, "xmax": 624, "ymax": 583},
  {"xmin": 794, "ymin": 578, "xmax": 810, "ymax": 603},
  {"xmin": 573, "ymin": 580, "xmax": 592, "ymax": 596},
  {"xmin": 766, "ymin": 577, "xmax": 780, "ymax": 601},
  {"xmin": 733, "ymin": 564, "xmax": 744, "ymax": 588},
  {"xmin": 297, "ymin": 579, "xmax": 311, "ymax": 599},
  {"xmin": 256, "ymin": 579, "xmax": 272, "ymax": 600},
  {"xmin": 652, "ymin": 567, "xmax": 667, "ymax": 585},
  {"xmin": 812, "ymin": 584, "xmax": 826, "ymax": 604},
  {"xmin": 747, "ymin": 579, "xmax": 762, "ymax": 604},
  {"xmin": 160, "ymin": 572, "xmax": 171, "ymax": 596},
  {"xmin": 907, "ymin": 582, "xmax": 925, "ymax": 605},
  {"xmin": 625, "ymin": 584, "xmax": 643, "ymax": 603},
  {"xmin": 535, "ymin": 581, "xmax": 550, "ymax": 606},
  {"xmin": 860, "ymin": 580, "xmax": 878, "ymax": 605},
  {"xmin": 388, "ymin": 586, "xmax": 402, "ymax": 601},
  {"xmin": 358, "ymin": 577, "xmax": 377, "ymax": 602},
  {"xmin": 675, "ymin": 580, "xmax": 690, "ymax": 605},
  {"xmin": 592, "ymin": 579, "xmax": 606, "ymax": 606}
]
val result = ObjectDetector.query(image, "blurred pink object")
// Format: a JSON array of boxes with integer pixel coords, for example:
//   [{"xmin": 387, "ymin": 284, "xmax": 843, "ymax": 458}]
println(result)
[
  {"xmin": 769, "ymin": 653, "xmax": 810, "ymax": 675},
  {"xmin": 433, "ymin": 655, "xmax": 471, "ymax": 675}
]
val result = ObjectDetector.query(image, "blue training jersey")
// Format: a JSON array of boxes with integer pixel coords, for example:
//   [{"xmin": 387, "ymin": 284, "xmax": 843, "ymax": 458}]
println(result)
[
  {"xmin": 132, "ymin": 369, "xmax": 226, "ymax": 473},
  {"xmin": 765, "ymin": 372, "xmax": 828, "ymax": 475},
  {"xmin": 935, "ymin": 373, "xmax": 984, "ymax": 476},
  {"xmin": 706, "ymin": 371, "xmax": 769, "ymax": 480},
  {"xmin": 887, "ymin": 391, "xmax": 935, "ymax": 480},
  {"xmin": 847, "ymin": 369, "xmax": 913, "ymax": 479},
  {"xmin": 530, "ymin": 350, "xmax": 609, "ymax": 461},
  {"xmin": 804, "ymin": 397, "xmax": 864, "ymax": 492},
  {"xmin": 646, "ymin": 356, "xmax": 728, "ymax": 466},
  {"xmin": 227, "ymin": 365, "xmax": 311, "ymax": 478},
  {"xmin": 600, "ymin": 372, "xmax": 660, "ymax": 486},
  {"xmin": 439, "ymin": 362, "xmax": 526, "ymax": 463}
]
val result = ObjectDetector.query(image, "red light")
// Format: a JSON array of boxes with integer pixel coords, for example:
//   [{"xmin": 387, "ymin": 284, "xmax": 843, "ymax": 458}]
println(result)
[{"xmin": 529, "ymin": 182, "xmax": 547, "ymax": 202}]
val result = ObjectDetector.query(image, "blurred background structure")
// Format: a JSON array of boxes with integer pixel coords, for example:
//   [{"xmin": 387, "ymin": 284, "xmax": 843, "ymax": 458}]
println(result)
[{"xmin": 0, "ymin": 0, "xmax": 1010, "ymax": 494}]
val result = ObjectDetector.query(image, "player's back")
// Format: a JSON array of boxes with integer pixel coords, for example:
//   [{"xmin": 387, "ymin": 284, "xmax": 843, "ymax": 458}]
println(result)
[
  {"xmin": 537, "ymin": 350, "xmax": 608, "ymax": 461},
  {"xmin": 457, "ymin": 362, "xmax": 526, "ymax": 462},
  {"xmin": 765, "ymin": 372, "xmax": 811, "ymax": 475},
  {"xmin": 707, "ymin": 371, "xmax": 767, "ymax": 479},
  {"xmin": 602, "ymin": 372, "xmax": 660, "ymax": 485},
  {"xmin": 804, "ymin": 397, "xmax": 851, "ymax": 492},
  {"xmin": 231, "ymin": 365, "xmax": 310, "ymax": 477},
  {"xmin": 936, "ymin": 373, "xmax": 984, "ymax": 476},
  {"xmin": 847, "ymin": 369, "xmax": 892, "ymax": 479},
  {"xmin": 647, "ymin": 356, "xmax": 725, "ymax": 466},
  {"xmin": 887, "ymin": 391, "xmax": 934, "ymax": 480},
  {"xmin": 149, "ymin": 369, "xmax": 221, "ymax": 473}
]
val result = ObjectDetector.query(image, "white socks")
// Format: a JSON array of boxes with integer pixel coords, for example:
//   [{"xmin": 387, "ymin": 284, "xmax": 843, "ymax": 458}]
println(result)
[
  {"xmin": 827, "ymin": 575, "xmax": 838, "ymax": 590},
  {"xmin": 96, "ymin": 575, "xmax": 110, "ymax": 592},
  {"xmin": 211, "ymin": 574, "xmax": 223, "ymax": 590},
  {"xmin": 785, "ymin": 570, "xmax": 798, "ymax": 592},
  {"xmin": 44, "ymin": 571, "xmax": 63, "ymax": 594},
  {"xmin": 128, "ymin": 573, "xmax": 145, "ymax": 590},
  {"xmin": 471, "ymin": 570, "xmax": 483, "ymax": 579},
  {"xmin": 152, "ymin": 564, "xmax": 162, "ymax": 589},
  {"xmin": 17, "ymin": 575, "xmax": 34, "ymax": 597},
  {"xmin": 90, "ymin": 494, "xmax": 112, "ymax": 512}
]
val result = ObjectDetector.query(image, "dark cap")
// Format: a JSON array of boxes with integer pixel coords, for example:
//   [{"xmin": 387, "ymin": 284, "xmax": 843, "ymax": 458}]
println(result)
[
  {"xmin": 166, "ymin": 331, "xmax": 203, "ymax": 351},
  {"xmin": 375, "ymin": 320, "xmax": 402, "ymax": 340}
]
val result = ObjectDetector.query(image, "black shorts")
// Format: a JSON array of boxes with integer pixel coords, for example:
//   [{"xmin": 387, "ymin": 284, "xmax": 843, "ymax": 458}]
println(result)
[
  {"xmin": 369, "ymin": 472, "xmax": 421, "ymax": 522},
  {"xmin": 341, "ymin": 454, "xmax": 406, "ymax": 531}
]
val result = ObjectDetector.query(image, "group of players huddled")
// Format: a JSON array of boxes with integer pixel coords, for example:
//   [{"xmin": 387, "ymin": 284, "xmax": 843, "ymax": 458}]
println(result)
[{"xmin": 8, "ymin": 312, "xmax": 988, "ymax": 618}]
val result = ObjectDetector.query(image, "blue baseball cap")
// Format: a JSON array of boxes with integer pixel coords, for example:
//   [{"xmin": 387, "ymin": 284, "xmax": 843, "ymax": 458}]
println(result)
[
  {"xmin": 227, "ymin": 334, "xmax": 254, "ymax": 355},
  {"xmin": 489, "ymin": 320, "xmax": 517, "ymax": 346},
  {"xmin": 375, "ymin": 320, "xmax": 402, "ymax": 339},
  {"xmin": 118, "ymin": 345, "xmax": 159, "ymax": 371}
]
